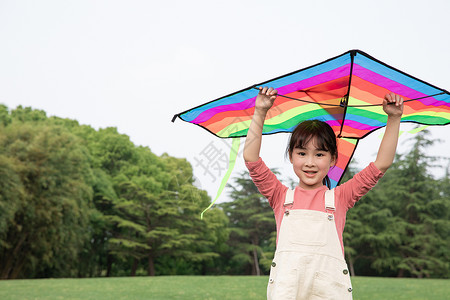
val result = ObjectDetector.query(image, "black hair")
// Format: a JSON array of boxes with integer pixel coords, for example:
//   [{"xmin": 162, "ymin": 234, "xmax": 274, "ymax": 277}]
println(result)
[{"xmin": 286, "ymin": 120, "xmax": 338, "ymax": 188}]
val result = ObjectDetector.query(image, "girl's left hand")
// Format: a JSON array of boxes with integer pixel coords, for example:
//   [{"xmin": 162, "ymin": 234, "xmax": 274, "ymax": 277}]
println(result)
[{"xmin": 383, "ymin": 93, "xmax": 404, "ymax": 118}]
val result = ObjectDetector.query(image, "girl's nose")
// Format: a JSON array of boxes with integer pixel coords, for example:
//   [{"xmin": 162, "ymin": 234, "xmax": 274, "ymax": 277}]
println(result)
[{"xmin": 305, "ymin": 155, "xmax": 315, "ymax": 166}]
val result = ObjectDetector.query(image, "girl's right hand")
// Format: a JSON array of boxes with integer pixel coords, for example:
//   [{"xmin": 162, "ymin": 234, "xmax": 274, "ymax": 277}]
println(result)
[{"xmin": 255, "ymin": 87, "xmax": 278, "ymax": 112}]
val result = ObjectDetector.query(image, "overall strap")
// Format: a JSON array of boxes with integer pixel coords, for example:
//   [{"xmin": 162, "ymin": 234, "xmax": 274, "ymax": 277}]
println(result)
[
  {"xmin": 284, "ymin": 188, "xmax": 295, "ymax": 206},
  {"xmin": 324, "ymin": 188, "xmax": 336, "ymax": 211}
]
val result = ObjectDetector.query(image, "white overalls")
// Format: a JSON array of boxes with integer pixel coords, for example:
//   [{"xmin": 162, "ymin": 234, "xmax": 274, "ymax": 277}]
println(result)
[{"xmin": 267, "ymin": 189, "xmax": 353, "ymax": 300}]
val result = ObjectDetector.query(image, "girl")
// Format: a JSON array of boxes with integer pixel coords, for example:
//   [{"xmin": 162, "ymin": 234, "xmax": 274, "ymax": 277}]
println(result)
[{"xmin": 244, "ymin": 87, "xmax": 403, "ymax": 300}]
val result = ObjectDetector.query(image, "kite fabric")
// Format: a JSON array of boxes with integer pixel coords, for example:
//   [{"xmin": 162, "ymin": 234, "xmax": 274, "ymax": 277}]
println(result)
[{"xmin": 173, "ymin": 49, "xmax": 450, "ymax": 208}]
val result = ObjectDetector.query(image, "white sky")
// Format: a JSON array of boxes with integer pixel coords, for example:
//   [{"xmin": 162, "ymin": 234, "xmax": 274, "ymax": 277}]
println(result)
[{"xmin": 1, "ymin": 0, "xmax": 449, "ymax": 202}]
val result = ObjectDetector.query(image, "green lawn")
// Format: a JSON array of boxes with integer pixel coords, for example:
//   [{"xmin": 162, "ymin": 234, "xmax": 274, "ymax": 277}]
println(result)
[{"xmin": 0, "ymin": 276, "xmax": 448, "ymax": 300}]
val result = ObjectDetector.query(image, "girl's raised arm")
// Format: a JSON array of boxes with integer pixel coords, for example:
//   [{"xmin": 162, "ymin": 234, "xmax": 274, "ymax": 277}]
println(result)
[
  {"xmin": 374, "ymin": 93, "xmax": 404, "ymax": 173},
  {"xmin": 243, "ymin": 87, "xmax": 278, "ymax": 162}
]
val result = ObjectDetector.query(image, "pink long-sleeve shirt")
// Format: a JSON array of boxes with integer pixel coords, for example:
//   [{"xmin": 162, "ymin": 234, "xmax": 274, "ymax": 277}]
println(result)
[{"xmin": 245, "ymin": 158, "xmax": 384, "ymax": 255}]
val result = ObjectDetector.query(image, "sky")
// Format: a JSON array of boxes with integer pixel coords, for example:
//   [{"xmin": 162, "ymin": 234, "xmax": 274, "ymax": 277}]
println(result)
[{"xmin": 1, "ymin": 0, "xmax": 449, "ymax": 202}]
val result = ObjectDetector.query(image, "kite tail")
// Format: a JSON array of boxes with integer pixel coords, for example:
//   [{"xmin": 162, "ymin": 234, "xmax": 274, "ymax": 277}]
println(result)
[
  {"xmin": 379, "ymin": 125, "xmax": 429, "ymax": 138},
  {"xmin": 200, "ymin": 138, "xmax": 241, "ymax": 219},
  {"xmin": 405, "ymin": 125, "xmax": 429, "ymax": 135}
]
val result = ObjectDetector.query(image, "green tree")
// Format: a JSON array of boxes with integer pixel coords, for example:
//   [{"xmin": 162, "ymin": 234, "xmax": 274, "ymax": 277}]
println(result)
[
  {"xmin": 0, "ymin": 105, "xmax": 12, "ymax": 126},
  {"xmin": 0, "ymin": 105, "xmax": 231, "ymax": 278},
  {"xmin": 344, "ymin": 130, "xmax": 450, "ymax": 278},
  {"xmin": 0, "ymin": 154, "xmax": 24, "ymax": 247},
  {"xmin": 220, "ymin": 171, "xmax": 276, "ymax": 275},
  {"xmin": 0, "ymin": 123, "xmax": 94, "ymax": 279},
  {"xmin": 105, "ymin": 150, "xmax": 228, "ymax": 276}
]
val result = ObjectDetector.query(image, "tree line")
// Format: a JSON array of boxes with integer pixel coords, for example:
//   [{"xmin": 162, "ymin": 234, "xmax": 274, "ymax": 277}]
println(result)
[{"xmin": 0, "ymin": 105, "xmax": 448, "ymax": 279}]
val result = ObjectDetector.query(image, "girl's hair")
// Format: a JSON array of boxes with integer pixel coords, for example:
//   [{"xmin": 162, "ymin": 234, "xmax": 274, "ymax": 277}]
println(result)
[{"xmin": 286, "ymin": 120, "xmax": 338, "ymax": 188}]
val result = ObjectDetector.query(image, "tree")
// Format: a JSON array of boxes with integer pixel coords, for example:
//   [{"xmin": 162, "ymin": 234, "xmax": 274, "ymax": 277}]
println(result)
[
  {"xmin": 344, "ymin": 130, "xmax": 450, "ymax": 278},
  {"xmin": 0, "ymin": 105, "xmax": 230, "ymax": 278},
  {"xmin": 0, "ymin": 105, "xmax": 12, "ymax": 126},
  {"xmin": 0, "ymin": 154, "xmax": 24, "ymax": 248},
  {"xmin": 0, "ymin": 123, "xmax": 94, "ymax": 279},
  {"xmin": 220, "ymin": 171, "xmax": 276, "ymax": 275},
  {"xmin": 106, "ymin": 150, "xmax": 228, "ymax": 276}
]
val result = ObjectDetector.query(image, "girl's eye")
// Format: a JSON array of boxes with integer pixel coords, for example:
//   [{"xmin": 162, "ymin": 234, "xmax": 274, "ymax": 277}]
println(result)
[
  {"xmin": 316, "ymin": 153, "xmax": 324, "ymax": 157},
  {"xmin": 297, "ymin": 152, "xmax": 306, "ymax": 156}
]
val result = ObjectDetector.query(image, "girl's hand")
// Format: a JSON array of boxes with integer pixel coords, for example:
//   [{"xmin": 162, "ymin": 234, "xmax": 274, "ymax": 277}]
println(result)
[
  {"xmin": 255, "ymin": 87, "xmax": 278, "ymax": 112},
  {"xmin": 383, "ymin": 93, "xmax": 404, "ymax": 118}
]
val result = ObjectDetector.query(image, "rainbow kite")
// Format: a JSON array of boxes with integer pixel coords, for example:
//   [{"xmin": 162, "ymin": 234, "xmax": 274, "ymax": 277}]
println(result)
[{"xmin": 173, "ymin": 49, "xmax": 450, "ymax": 192}]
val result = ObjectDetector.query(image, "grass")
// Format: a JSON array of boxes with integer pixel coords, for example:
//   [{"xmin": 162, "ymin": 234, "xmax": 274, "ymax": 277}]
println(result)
[{"xmin": 0, "ymin": 276, "xmax": 449, "ymax": 300}]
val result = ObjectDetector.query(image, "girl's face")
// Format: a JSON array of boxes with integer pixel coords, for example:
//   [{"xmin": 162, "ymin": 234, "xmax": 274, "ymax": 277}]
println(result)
[{"xmin": 289, "ymin": 137, "xmax": 336, "ymax": 190}]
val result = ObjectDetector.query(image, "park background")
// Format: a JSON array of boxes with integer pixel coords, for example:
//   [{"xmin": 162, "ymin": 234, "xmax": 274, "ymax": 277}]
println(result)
[{"xmin": 0, "ymin": 0, "xmax": 449, "ymax": 298}]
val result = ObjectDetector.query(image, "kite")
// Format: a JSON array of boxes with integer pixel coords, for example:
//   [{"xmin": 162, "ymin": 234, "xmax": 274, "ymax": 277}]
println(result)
[{"xmin": 172, "ymin": 49, "xmax": 450, "ymax": 215}]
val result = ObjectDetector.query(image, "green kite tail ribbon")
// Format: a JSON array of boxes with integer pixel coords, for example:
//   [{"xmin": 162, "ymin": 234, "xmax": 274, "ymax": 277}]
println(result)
[
  {"xmin": 200, "ymin": 138, "xmax": 241, "ymax": 219},
  {"xmin": 379, "ymin": 125, "xmax": 430, "ymax": 138},
  {"xmin": 407, "ymin": 125, "xmax": 429, "ymax": 134}
]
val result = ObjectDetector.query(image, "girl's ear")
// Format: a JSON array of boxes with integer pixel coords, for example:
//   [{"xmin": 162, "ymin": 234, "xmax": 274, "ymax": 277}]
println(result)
[{"xmin": 330, "ymin": 156, "xmax": 337, "ymax": 167}]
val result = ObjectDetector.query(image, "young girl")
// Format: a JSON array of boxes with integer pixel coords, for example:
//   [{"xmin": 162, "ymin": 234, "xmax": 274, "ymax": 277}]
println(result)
[{"xmin": 244, "ymin": 87, "xmax": 403, "ymax": 300}]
